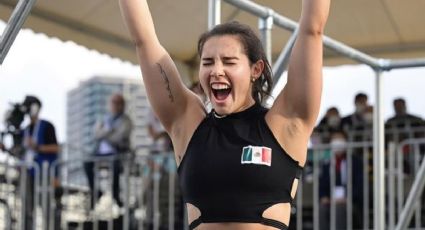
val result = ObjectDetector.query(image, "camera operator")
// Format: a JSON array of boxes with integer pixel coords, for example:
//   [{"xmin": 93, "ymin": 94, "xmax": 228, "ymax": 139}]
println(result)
[{"xmin": 22, "ymin": 96, "xmax": 60, "ymax": 230}]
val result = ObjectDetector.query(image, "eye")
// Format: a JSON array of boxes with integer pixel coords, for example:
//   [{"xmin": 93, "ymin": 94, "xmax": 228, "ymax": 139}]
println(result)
[{"xmin": 202, "ymin": 62, "xmax": 213, "ymax": 66}]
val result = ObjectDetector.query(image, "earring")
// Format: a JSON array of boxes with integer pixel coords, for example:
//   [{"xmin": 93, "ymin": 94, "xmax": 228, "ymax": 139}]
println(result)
[{"xmin": 251, "ymin": 77, "xmax": 256, "ymax": 83}]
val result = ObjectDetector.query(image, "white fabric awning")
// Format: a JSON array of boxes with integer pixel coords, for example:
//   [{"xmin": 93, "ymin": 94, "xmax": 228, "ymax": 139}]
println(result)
[{"xmin": 1, "ymin": 0, "xmax": 425, "ymax": 65}]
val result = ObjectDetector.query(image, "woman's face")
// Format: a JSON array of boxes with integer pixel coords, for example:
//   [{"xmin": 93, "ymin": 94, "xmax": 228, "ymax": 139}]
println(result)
[{"xmin": 199, "ymin": 35, "xmax": 263, "ymax": 115}]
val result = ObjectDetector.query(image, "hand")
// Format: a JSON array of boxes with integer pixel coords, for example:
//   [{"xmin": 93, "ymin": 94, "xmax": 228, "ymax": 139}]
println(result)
[
  {"xmin": 320, "ymin": 197, "xmax": 330, "ymax": 204},
  {"xmin": 27, "ymin": 139, "xmax": 39, "ymax": 151}
]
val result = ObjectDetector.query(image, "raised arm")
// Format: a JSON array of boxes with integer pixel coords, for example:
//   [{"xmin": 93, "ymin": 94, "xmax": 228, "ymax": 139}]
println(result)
[
  {"xmin": 119, "ymin": 0, "xmax": 201, "ymax": 132},
  {"xmin": 270, "ymin": 0, "xmax": 330, "ymax": 131},
  {"xmin": 266, "ymin": 0, "xmax": 330, "ymax": 165}
]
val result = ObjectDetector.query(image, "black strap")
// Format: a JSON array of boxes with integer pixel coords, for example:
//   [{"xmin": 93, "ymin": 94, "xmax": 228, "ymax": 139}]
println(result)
[
  {"xmin": 189, "ymin": 216, "xmax": 287, "ymax": 230},
  {"xmin": 262, "ymin": 217, "xmax": 288, "ymax": 230},
  {"xmin": 189, "ymin": 217, "xmax": 202, "ymax": 230},
  {"xmin": 295, "ymin": 167, "xmax": 303, "ymax": 179}
]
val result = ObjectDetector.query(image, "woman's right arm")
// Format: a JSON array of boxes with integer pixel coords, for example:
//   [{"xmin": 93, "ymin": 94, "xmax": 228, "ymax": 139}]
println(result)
[{"xmin": 119, "ymin": 0, "xmax": 202, "ymax": 133}]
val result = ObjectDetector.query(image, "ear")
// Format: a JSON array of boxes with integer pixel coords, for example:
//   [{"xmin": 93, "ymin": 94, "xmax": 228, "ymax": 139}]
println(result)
[{"xmin": 250, "ymin": 60, "xmax": 265, "ymax": 80}]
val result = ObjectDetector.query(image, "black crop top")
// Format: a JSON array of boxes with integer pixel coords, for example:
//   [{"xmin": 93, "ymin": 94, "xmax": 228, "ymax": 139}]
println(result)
[{"xmin": 178, "ymin": 103, "xmax": 303, "ymax": 229}]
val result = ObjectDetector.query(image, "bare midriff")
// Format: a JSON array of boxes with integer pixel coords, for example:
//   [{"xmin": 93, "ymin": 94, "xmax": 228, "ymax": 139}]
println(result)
[
  {"xmin": 195, "ymin": 223, "xmax": 282, "ymax": 230},
  {"xmin": 187, "ymin": 202, "xmax": 291, "ymax": 230}
]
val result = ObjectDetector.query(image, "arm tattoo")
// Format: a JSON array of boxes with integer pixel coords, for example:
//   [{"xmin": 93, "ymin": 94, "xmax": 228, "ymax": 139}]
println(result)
[{"xmin": 156, "ymin": 63, "xmax": 174, "ymax": 102}]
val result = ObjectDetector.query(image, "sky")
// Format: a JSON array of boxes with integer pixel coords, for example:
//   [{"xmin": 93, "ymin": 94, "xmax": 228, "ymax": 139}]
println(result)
[{"xmin": 1, "ymin": 20, "xmax": 425, "ymax": 144}]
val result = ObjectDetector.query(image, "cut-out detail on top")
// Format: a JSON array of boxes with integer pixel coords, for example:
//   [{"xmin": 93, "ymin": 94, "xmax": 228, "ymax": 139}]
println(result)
[
  {"xmin": 186, "ymin": 203, "xmax": 201, "ymax": 224},
  {"xmin": 291, "ymin": 178, "xmax": 299, "ymax": 199},
  {"xmin": 262, "ymin": 203, "xmax": 291, "ymax": 227}
]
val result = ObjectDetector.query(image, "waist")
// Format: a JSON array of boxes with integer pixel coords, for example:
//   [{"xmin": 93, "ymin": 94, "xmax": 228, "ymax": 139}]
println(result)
[
  {"xmin": 196, "ymin": 222, "xmax": 282, "ymax": 230},
  {"xmin": 35, "ymin": 153, "xmax": 57, "ymax": 160}
]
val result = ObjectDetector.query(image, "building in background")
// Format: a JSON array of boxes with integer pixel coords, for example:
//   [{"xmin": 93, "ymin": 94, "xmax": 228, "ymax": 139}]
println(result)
[{"xmin": 65, "ymin": 76, "xmax": 150, "ymax": 185}]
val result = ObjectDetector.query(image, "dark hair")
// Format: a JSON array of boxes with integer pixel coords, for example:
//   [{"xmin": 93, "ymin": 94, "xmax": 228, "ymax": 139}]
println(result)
[
  {"xmin": 393, "ymin": 97, "xmax": 405, "ymax": 105},
  {"xmin": 327, "ymin": 106, "xmax": 339, "ymax": 114},
  {"xmin": 197, "ymin": 21, "xmax": 273, "ymax": 104},
  {"xmin": 110, "ymin": 93, "xmax": 126, "ymax": 108},
  {"xmin": 354, "ymin": 92, "xmax": 368, "ymax": 102},
  {"xmin": 23, "ymin": 95, "xmax": 42, "ymax": 108}
]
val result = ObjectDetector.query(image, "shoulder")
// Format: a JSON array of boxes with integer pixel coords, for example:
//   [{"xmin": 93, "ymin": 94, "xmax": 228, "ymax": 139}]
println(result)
[
  {"xmin": 407, "ymin": 114, "xmax": 423, "ymax": 120},
  {"xmin": 40, "ymin": 119, "xmax": 55, "ymax": 129},
  {"xmin": 341, "ymin": 115, "xmax": 352, "ymax": 123},
  {"xmin": 386, "ymin": 116, "xmax": 396, "ymax": 122}
]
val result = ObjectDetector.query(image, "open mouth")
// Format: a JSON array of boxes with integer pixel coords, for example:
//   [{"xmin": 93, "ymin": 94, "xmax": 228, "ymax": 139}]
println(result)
[{"xmin": 211, "ymin": 82, "xmax": 232, "ymax": 101}]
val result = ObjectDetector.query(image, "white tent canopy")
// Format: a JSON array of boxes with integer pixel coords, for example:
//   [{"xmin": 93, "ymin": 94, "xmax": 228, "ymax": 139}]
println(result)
[{"xmin": 1, "ymin": 0, "xmax": 425, "ymax": 66}]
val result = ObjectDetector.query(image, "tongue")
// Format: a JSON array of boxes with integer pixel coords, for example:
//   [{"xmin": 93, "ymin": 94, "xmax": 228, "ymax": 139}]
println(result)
[{"xmin": 215, "ymin": 89, "xmax": 231, "ymax": 100}]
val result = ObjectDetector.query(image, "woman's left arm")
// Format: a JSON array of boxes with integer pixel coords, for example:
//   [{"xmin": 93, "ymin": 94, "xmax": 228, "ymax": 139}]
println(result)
[{"xmin": 269, "ymin": 0, "xmax": 330, "ymax": 131}]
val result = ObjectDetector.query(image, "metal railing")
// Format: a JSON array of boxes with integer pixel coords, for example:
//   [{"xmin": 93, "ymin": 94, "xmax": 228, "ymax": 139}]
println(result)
[
  {"xmin": 0, "ymin": 159, "xmax": 41, "ymax": 230},
  {"xmin": 296, "ymin": 137, "xmax": 425, "ymax": 230},
  {"xmin": 0, "ymin": 128, "xmax": 423, "ymax": 229},
  {"xmin": 48, "ymin": 152, "xmax": 183, "ymax": 230}
]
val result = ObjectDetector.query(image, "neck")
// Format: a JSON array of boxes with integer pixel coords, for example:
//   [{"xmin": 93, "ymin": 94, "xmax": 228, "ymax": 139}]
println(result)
[
  {"xmin": 238, "ymin": 99, "xmax": 256, "ymax": 112},
  {"xmin": 30, "ymin": 117, "xmax": 38, "ymax": 124}
]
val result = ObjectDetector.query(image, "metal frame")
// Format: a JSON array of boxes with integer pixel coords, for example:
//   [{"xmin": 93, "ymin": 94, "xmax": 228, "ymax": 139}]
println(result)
[
  {"xmin": 395, "ymin": 138, "xmax": 425, "ymax": 230},
  {"xmin": 208, "ymin": 0, "xmax": 221, "ymax": 30},
  {"xmin": 209, "ymin": 0, "xmax": 425, "ymax": 229},
  {"xmin": 0, "ymin": 0, "xmax": 37, "ymax": 64}
]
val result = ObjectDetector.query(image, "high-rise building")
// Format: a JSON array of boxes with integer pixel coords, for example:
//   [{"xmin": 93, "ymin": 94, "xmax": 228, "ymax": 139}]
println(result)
[{"xmin": 65, "ymin": 76, "xmax": 150, "ymax": 184}]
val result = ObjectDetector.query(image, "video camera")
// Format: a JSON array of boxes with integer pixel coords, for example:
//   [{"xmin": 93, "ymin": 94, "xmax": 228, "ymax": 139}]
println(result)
[{"xmin": 1, "ymin": 96, "xmax": 41, "ymax": 155}]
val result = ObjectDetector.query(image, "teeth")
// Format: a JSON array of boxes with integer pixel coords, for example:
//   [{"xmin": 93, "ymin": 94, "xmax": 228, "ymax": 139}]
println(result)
[{"xmin": 211, "ymin": 83, "xmax": 230, "ymax": 90}]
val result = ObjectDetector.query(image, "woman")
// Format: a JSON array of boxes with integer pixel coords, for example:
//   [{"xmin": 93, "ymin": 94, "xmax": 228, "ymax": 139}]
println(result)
[{"xmin": 119, "ymin": 0, "xmax": 330, "ymax": 229}]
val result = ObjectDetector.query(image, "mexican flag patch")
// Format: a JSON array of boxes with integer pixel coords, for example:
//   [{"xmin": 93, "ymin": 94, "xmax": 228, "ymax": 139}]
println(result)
[{"xmin": 241, "ymin": 145, "xmax": 272, "ymax": 166}]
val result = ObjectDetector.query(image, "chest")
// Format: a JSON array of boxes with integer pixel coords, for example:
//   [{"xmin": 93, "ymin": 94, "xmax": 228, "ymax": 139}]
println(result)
[{"xmin": 179, "ymin": 120, "xmax": 293, "ymax": 197}]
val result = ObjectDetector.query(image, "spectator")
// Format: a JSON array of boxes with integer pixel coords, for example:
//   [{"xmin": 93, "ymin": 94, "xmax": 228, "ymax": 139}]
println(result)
[
  {"xmin": 84, "ymin": 93, "xmax": 133, "ymax": 208},
  {"xmin": 385, "ymin": 98, "xmax": 425, "ymax": 175},
  {"xmin": 358, "ymin": 105, "xmax": 374, "ymax": 140},
  {"xmin": 386, "ymin": 98, "xmax": 424, "ymax": 129},
  {"xmin": 341, "ymin": 93, "xmax": 368, "ymax": 131},
  {"xmin": 363, "ymin": 105, "xmax": 373, "ymax": 125},
  {"xmin": 146, "ymin": 109, "xmax": 178, "ymax": 229},
  {"xmin": 22, "ymin": 95, "xmax": 60, "ymax": 229},
  {"xmin": 315, "ymin": 107, "xmax": 343, "ymax": 143},
  {"xmin": 319, "ymin": 130, "xmax": 364, "ymax": 230},
  {"xmin": 341, "ymin": 93, "xmax": 370, "ymax": 142},
  {"xmin": 147, "ymin": 109, "xmax": 173, "ymax": 154}
]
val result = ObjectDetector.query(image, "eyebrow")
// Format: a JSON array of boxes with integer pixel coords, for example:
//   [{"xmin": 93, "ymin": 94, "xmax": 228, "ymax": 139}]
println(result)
[
  {"xmin": 222, "ymin": 56, "xmax": 239, "ymax": 61},
  {"xmin": 201, "ymin": 57, "xmax": 214, "ymax": 62},
  {"xmin": 201, "ymin": 56, "xmax": 239, "ymax": 62}
]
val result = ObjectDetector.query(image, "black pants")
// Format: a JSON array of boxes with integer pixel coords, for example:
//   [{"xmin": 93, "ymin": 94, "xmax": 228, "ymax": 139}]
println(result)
[{"xmin": 84, "ymin": 159, "xmax": 122, "ymax": 208}]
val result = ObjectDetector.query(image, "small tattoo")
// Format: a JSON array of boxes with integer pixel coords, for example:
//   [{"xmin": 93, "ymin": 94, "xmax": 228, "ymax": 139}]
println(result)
[{"xmin": 157, "ymin": 63, "xmax": 174, "ymax": 102}]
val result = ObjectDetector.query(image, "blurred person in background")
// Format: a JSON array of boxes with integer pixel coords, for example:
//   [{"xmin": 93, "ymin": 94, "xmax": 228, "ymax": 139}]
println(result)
[
  {"xmin": 319, "ymin": 130, "xmax": 364, "ymax": 230},
  {"xmin": 341, "ymin": 92, "xmax": 369, "ymax": 132},
  {"xmin": 84, "ymin": 93, "xmax": 132, "ymax": 209},
  {"xmin": 147, "ymin": 108, "xmax": 173, "ymax": 154},
  {"xmin": 385, "ymin": 98, "xmax": 425, "ymax": 175},
  {"xmin": 22, "ymin": 95, "xmax": 60, "ymax": 230},
  {"xmin": 386, "ymin": 98, "xmax": 424, "ymax": 129},
  {"xmin": 315, "ymin": 107, "xmax": 343, "ymax": 144}
]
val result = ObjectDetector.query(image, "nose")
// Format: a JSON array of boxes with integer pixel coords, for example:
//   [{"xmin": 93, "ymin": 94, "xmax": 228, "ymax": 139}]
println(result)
[{"xmin": 210, "ymin": 62, "xmax": 225, "ymax": 78}]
